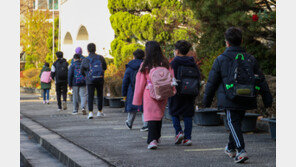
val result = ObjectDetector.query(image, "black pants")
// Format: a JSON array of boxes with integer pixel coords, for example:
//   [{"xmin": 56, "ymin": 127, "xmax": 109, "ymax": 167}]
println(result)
[
  {"xmin": 87, "ymin": 81, "xmax": 104, "ymax": 112},
  {"xmin": 226, "ymin": 110, "xmax": 246, "ymax": 151},
  {"xmin": 147, "ymin": 120, "xmax": 162, "ymax": 144},
  {"xmin": 56, "ymin": 82, "xmax": 67, "ymax": 109}
]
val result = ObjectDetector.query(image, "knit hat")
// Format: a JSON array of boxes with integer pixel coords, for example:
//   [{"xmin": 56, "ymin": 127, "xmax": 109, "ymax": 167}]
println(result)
[{"xmin": 75, "ymin": 47, "xmax": 82, "ymax": 54}]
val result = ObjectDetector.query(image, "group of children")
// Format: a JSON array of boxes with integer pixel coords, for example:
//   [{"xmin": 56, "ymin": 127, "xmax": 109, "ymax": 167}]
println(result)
[
  {"xmin": 122, "ymin": 27, "xmax": 273, "ymax": 163},
  {"xmin": 39, "ymin": 43, "xmax": 107, "ymax": 119},
  {"xmin": 39, "ymin": 27, "xmax": 273, "ymax": 164}
]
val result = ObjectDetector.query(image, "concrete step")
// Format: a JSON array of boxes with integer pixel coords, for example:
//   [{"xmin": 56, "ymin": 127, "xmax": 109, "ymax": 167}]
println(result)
[
  {"xmin": 20, "ymin": 114, "xmax": 113, "ymax": 167},
  {"xmin": 20, "ymin": 130, "xmax": 64, "ymax": 167}
]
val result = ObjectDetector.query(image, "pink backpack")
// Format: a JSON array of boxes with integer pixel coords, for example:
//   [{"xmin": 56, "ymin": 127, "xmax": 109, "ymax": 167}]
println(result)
[
  {"xmin": 147, "ymin": 67, "xmax": 176, "ymax": 100},
  {"xmin": 41, "ymin": 71, "xmax": 52, "ymax": 83}
]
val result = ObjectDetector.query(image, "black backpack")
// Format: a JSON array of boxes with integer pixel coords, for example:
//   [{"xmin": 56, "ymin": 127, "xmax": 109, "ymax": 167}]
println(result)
[
  {"xmin": 223, "ymin": 53, "xmax": 260, "ymax": 101},
  {"xmin": 55, "ymin": 60, "xmax": 68, "ymax": 80},
  {"xmin": 177, "ymin": 66, "xmax": 200, "ymax": 96}
]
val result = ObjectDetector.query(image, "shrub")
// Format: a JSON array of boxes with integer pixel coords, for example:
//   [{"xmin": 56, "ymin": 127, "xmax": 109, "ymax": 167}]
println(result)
[
  {"xmin": 104, "ymin": 63, "xmax": 123, "ymax": 97},
  {"xmin": 20, "ymin": 68, "xmax": 41, "ymax": 88},
  {"xmin": 199, "ymin": 47, "xmax": 225, "ymax": 81}
]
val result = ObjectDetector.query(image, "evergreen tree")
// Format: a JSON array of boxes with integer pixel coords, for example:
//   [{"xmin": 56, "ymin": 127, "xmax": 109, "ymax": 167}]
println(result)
[
  {"xmin": 21, "ymin": 10, "xmax": 51, "ymax": 69},
  {"xmin": 183, "ymin": 0, "xmax": 276, "ymax": 75},
  {"xmin": 108, "ymin": 0, "xmax": 199, "ymax": 67}
]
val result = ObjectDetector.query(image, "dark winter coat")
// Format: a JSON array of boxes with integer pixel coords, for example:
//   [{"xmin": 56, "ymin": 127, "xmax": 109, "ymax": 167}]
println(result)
[
  {"xmin": 39, "ymin": 66, "xmax": 51, "ymax": 90},
  {"xmin": 51, "ymin": 58, "xmax": 69, "ymax": 84},
  {"xmin": 203, "ymin": 46, "xmax": 273, "ymax": 110},
  {"xmin": 168, "ymin": 56, "xmax": 200, "ymax": 117},
  {"xmin": 80, "ymin": 53, "xmax": 107, "ymax": 85},
  {"xmin": 122, "ymin": 59, "xmax": 143, "ymax": 112},
  {"xmin": 68, "ymin": 60, "xmax": 86, "ymax": 87}
]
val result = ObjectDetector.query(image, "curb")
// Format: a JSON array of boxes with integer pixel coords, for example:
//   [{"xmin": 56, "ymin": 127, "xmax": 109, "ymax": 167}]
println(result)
[
  {"xmin": 20, "ymin": 152, "xmax": 32, "ymax": 167},
  {"xmin": 21, "ymin": 114, "xmax": 115, "ymax": 167}
]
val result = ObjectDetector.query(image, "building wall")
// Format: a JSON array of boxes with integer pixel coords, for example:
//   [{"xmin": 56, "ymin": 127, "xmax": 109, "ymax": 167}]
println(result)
[{"xmin": 60, "ymin": 0, "xmax": 114, "ymax": 60}]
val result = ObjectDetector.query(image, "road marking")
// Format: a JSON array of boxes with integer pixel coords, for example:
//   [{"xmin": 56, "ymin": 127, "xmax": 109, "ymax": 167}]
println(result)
[
  {"xmin": 142, "ymin": 136, "xmax": 174, "ymax": 139},
  {"xmin": 184, "ymin": 148, "xmax": 224, "ymax": 152},
  {"xmin": 113, "ymin": 127, "xmax": 127, "ymax": 130}
]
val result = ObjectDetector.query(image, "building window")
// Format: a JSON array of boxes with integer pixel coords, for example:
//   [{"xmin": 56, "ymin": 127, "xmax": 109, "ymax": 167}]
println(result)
[
  {"xmin": 77, "ymin": 26, "xmax": 89, "ymax": 40},
  {"xmin": 33, "ymin": 0, "xmax": 58, "ymax": 10},
  {"xmin": 64, "ymin": 32, "xmax": 73, "ymax": 44},
  {"xmin": 48, "ymin": 0, "xmax": 59, "ymax": 10}
]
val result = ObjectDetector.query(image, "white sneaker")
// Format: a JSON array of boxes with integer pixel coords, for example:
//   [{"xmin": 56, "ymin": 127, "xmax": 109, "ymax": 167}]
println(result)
[
  {"xmin": 97, "ymin": 111, "xmax": 105, "ymax": 117},
  {"xmin": 88, "ymin": 112, "xmax": 94, "ymax": 119},
  {"xmin": 57, "ymin": 109, "xmax": 62, "ymax": 112},
  {"xmin": 147, "ymin": 140, "xmax": 158, "ymax": 150}
]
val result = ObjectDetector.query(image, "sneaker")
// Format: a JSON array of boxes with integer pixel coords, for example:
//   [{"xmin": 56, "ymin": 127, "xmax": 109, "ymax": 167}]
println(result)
[
  {"xmin": 88, "ymin": 112, "xmax": 94, "ymax": 119},
  {"xmin": 43, "ymin": 100, "xmax": 46, "ymax": 104},
  {"xmin": 72, "ymin": 111, "xmax": 78, "ymax": 115},
  {"xmin": 175, "ymin": 132, "xmax": 184, "ymax": 145},
  {"xmin": 125, "ymin": 121, "xmax": 132, "ymax": 130},
  {"xmin": 46, "ymin": 100, "xmax": 50, "ymax": 104},
  {"xmin": 147, "ymin": 140, "xmax": 158, "ymax": 150},
  {"xmin": 82, "ymin": 108, "xmax": 86, "ymax": 115},
  {"xmin": 183, "ymin": 139, "xmax": 192, "ymax": 146},
  {"xmin": 63, "ymin": 101, "xmax": 67, "ymax": 110},
  {"xmin": 140, "ymin": 126, "xmax": 148, "ymax": 132},
  {"xmin": 57, "ymin": 109, "xmax": 62, "ymax": 112},
  {"xmin": 97, "ymin": 111, "xmax": 105, "ymax": 117},
  {"xmin": 234, "ymin": 150, "xmax": 249, "ymax": 163},
  {"xmin": 225, "ymin": 146, "xmax": 236, "ymax": 158}
]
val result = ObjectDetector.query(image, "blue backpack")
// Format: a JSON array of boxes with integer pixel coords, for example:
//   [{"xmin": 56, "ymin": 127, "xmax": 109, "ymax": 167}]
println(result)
[
  {"xmin": 73, "ymin": 63, "xmax": 85, "ymax": 85},
  {"xmin": 86, "ymin": 56, "xmax": 103, "ymax": 83}
]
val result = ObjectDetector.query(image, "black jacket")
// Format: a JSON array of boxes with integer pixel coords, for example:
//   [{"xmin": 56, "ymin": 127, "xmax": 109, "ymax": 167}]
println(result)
[
  {"xmin": 68, "ymin": 60, "xmax": 86, "ymax": 87},
  {"xmin": 122, "ymin": 59, "xmax": 143, "ymax": 112},
  {"xmin": 81, "ymin": 53, "xmax": 107, "ymax": 85},
  {"xmin": 168, "ymin": 56, "xmax": 200, "ymax": 117},
  {"xmin": 203, "ymin": 46, "xmax": 273, "ymax": 110},
  {"xmin": 51, "ymin": 58, "xmax": 69, "ymax": 84}
]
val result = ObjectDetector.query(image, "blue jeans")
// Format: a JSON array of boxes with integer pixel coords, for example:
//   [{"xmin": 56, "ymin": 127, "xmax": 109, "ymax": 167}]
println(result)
[
  {"xmin": 172, "ymin": 116, "xmax": 193, "ymax": 140},
  {"xmin": 43, "ymin": 89, "xmax": 50, "ymax": 101},
  {"xmin": 72, "ymin": 86, "xmax": 87, "ymax": 112}
]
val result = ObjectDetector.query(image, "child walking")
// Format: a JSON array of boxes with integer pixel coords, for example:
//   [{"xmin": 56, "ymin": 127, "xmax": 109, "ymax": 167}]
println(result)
[
  {"xmin": 122, "ymin": 49, "xmax": 148, "ymax": 131},
  {"xmin": 40, "ymin": 62, "xmax": 52, "ymax": 104},
  {"xmin": 168, "ymin": 40, "xmax": 200, "ymax": 146},
  {"xmin": 68, "ymin": 54, "xmax": 87, "ymax": 115},
  {"xmin": 133, "ymin": 41, "xmax": 176, "ymax": 149},
  {"xmin": 203, "ymin": 27, "xmax": 273, "ymax": 163}
]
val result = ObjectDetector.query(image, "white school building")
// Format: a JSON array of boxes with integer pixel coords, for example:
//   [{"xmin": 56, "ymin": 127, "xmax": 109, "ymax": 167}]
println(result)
[{"xmin": 59, "ymin": 0, "xmax": 114, "ymax": 60}]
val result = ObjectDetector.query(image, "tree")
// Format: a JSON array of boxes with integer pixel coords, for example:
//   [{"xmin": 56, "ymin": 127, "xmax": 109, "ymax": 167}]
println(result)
[
  {"xmin": 108, "ymin": 0, "xmax": 199, "ymax": 68},
  {"xmin": 46, "ymin": 17, "xmax": 59, "ymax": 64},
  {"xmin": 21, "ymin": 10, "xmax": 51, "ymax": 69},
  {"xmin": 183, "ymin": 0, "xmax": 276, "ymax": 75}
]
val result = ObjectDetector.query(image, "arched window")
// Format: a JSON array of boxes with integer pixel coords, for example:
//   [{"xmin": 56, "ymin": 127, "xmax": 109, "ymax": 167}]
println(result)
[
  {"xmin": 76, "ymin": 25, "xmax": 89, "ymax": 40},
  {"xmin": 63, "ymin": 32, "xmax": 73, "ymax": 44}
]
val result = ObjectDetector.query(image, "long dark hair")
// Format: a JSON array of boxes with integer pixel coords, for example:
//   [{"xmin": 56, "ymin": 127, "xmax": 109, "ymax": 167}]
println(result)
[{"xmin": 140, "ymin": 41, "xmax": 170, "ymax": 73}]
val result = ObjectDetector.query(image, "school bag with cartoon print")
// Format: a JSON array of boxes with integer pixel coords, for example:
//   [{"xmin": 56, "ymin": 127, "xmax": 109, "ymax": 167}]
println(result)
[{"xmin": 73, "ymin": 63, "xmax": 85, "ymax": 84}]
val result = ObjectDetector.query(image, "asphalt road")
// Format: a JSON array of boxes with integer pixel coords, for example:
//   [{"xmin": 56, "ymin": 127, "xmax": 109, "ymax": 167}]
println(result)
[{"xmin": 20, "ymin": 98, "xmax": 276, "ymax": 167}]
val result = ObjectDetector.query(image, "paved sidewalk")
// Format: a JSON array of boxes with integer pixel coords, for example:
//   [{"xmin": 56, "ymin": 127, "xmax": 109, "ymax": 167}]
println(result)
[{"xmin": 20, "ymin": 98, "xmax": 276, "ymax": 167}]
